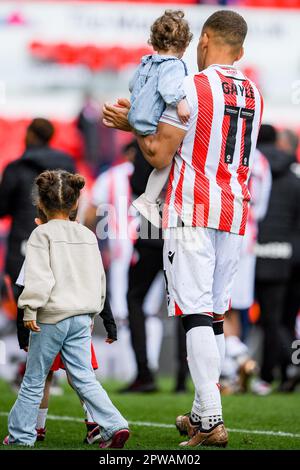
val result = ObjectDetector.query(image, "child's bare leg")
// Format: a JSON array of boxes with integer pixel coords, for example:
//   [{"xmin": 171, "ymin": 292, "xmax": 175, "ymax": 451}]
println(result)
[
  {"xmin": 36, "ymin": 370, "xmax": 53, "ymax": 432},
  {"xmin": 132, "ymin": 164, "xmax": 172, "ymax": 228},
  {"xmin": 145, "ymin": 165, "xmax": 172, "ymax": 203}
]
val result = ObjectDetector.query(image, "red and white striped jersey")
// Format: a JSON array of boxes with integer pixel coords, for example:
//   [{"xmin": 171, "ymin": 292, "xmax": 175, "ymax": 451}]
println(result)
[
  {"xmin": 160, "ymin": 64, "xmax": 264, "ymax": 235},
  {"xmin": 91, "ymin": 161, "xmax": 135, "ymax": 245}
]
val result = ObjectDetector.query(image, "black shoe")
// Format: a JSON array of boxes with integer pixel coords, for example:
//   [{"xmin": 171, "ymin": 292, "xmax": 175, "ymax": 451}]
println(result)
[
  {"xmin": 278, "ymin": 374, "xmax": 300, "ymax": 393},
  {"xmin": 119, "ymin": 378, "xmax": 158, "ymax": 393},
  {"xmin": 174, "ymin": 382, "xmax": 187, "ymax": 393}
]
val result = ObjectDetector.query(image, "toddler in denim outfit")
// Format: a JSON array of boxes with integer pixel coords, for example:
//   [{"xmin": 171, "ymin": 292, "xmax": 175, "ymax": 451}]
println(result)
[{"xmin": 129, "ymin": 10, "xmax": 193, "ymax": 227}]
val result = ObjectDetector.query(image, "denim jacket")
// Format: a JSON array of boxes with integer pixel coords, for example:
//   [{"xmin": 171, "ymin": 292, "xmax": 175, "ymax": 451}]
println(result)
[{"xmin": 128, "ymin": 54, "xmax": 188, "ymax": 136}]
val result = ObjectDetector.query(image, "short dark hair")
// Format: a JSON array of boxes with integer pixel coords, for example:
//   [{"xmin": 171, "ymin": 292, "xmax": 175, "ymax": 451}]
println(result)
[
  {"xmin": 203, "ymin": 10, "xmax": 247, "ymax": 50},
  {"xmin": 35, "ymin": 170, "xmax": 85, "ymax": 216},
  {"xmin": 257, "ymin": 124, "xmax": 277, "ymax": 146},
  {"xmin": 149, "ymin": 10, "xmax": 193, "ymax": 53},
  {"xmin": 122, "ymin": 139, "xmax": 139, "ymax": 155},
  {"xmin": 27, "ymin": 118, "xmax": 54, "ymax": 144}
]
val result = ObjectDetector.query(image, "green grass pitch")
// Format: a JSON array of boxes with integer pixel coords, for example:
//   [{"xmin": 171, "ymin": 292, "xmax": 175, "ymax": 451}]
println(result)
[{"xmin": 0, "ymin": 378, "xmax": 300, "ymax": 450}]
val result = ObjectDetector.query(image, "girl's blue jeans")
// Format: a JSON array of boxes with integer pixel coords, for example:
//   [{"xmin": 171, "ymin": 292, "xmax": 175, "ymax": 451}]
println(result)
[{"xmin": 8, "ymin": 314, "xmax": 128, "ymax": 446}]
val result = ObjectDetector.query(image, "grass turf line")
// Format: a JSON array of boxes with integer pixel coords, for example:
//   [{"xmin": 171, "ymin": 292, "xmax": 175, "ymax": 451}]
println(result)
[{"xmin": 0, "ymin": 379, "xmax": 300, "ymax": 450}]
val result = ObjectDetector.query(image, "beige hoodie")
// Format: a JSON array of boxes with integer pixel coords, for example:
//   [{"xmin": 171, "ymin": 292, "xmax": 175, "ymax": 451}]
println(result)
[{"xmin": 18, "ymin": 219, "xmax": 106, "ymax": 324}]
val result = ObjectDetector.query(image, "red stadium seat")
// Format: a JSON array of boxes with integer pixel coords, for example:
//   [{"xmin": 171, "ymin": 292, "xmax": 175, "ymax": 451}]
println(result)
[{"xmin": 28, "ymin": 41, "xmax": 153, "ymax": 71}]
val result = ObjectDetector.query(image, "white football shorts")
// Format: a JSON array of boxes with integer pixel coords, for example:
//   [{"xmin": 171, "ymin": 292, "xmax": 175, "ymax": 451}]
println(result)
[{"xmin": 163, "ymin": 226, "xmax": 243, "ymax": 317}]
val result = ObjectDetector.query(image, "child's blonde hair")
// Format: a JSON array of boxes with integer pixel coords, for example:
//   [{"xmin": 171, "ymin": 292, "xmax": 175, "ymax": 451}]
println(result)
[{"xmin": 149, "ymin": 10, "xmax": 193, "ymax": 53}]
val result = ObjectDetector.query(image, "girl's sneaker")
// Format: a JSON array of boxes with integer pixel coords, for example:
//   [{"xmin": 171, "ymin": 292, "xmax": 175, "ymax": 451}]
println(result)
[
  {"xmin": 3, "ymin": 436, "xmax": 10, "ymax": 445},
  {"xmin": 99, "ymin": 429, "xmax": 130, "ymax": 449},
  {"xmin": 84, "ymin": 421, "xmax": 101, "ymax": 444},
  {"xmin": 3, "ymin": 436, "xmax": 34, "ymax": 447},
  {"xmin": 36, "ymin": 428, "xmax": 47, "ymax": 441}
]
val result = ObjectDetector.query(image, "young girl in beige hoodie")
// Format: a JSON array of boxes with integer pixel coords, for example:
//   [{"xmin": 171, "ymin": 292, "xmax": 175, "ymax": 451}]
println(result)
[{"xmin": 4, "ymin": 170, "xmax": 129, "ymax": 448}]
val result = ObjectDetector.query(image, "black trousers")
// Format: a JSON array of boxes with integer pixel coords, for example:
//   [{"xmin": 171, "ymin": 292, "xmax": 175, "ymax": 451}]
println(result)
[
  {"xmin": 127, "ymin": 240, "xmax": 163, "ymax": 381},
  {"xmin": 127, "ymin": 239, "xmax": 188, "ymax": 384},
  {"xmin": 280, "ymin": 265, "xmax": 300, "ymax": 381},
  {"xmin": 256, "ymin": 281, "xmax": 288, "ymax": 383}
]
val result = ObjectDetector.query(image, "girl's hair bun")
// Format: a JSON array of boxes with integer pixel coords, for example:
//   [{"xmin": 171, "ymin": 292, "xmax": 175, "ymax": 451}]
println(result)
[
  {"xmin": 35, "ymin": 171, "xmax": 57, "ymax": 193},
  {"xmin": 69, "ymin": 173, "xmax": 85, "ymax": 191}
]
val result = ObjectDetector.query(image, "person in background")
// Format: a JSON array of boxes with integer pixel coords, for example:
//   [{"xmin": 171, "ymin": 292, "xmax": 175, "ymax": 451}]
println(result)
[
  {"xmin": 276, "ymin": 129, "xmax": 300, "ymax": 392},
  {"xmin": 126, "ymin": 141, "xmax": 189, "ymax": 394},
  {"xmin": 253, "ymin": 125, "xmax": 300, "ymax": 395},
  {"xmin": 85, "ymin": 141, "xmax": 138, "ymax": 381},
  {"xmin": 85, "ymin": 141, "xmax": 136, "ymax": 325},
  {"xmin": 0, "ymin": 118, "xmax": 75, "ymax": 359},
  {"xmin": 85, "ymin": 141, "xmax": 164, "ymax": 384},
  {"xmin": 123, "ymin": 143, "xmax": 164, "ymax": 393},
  {"xmin": 78, "ymin": 92, "xmax": 117, "ymax": 174},
  {"xmin": 222, "ymin": 149, "xmax": 272, "ymax": 394}
]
